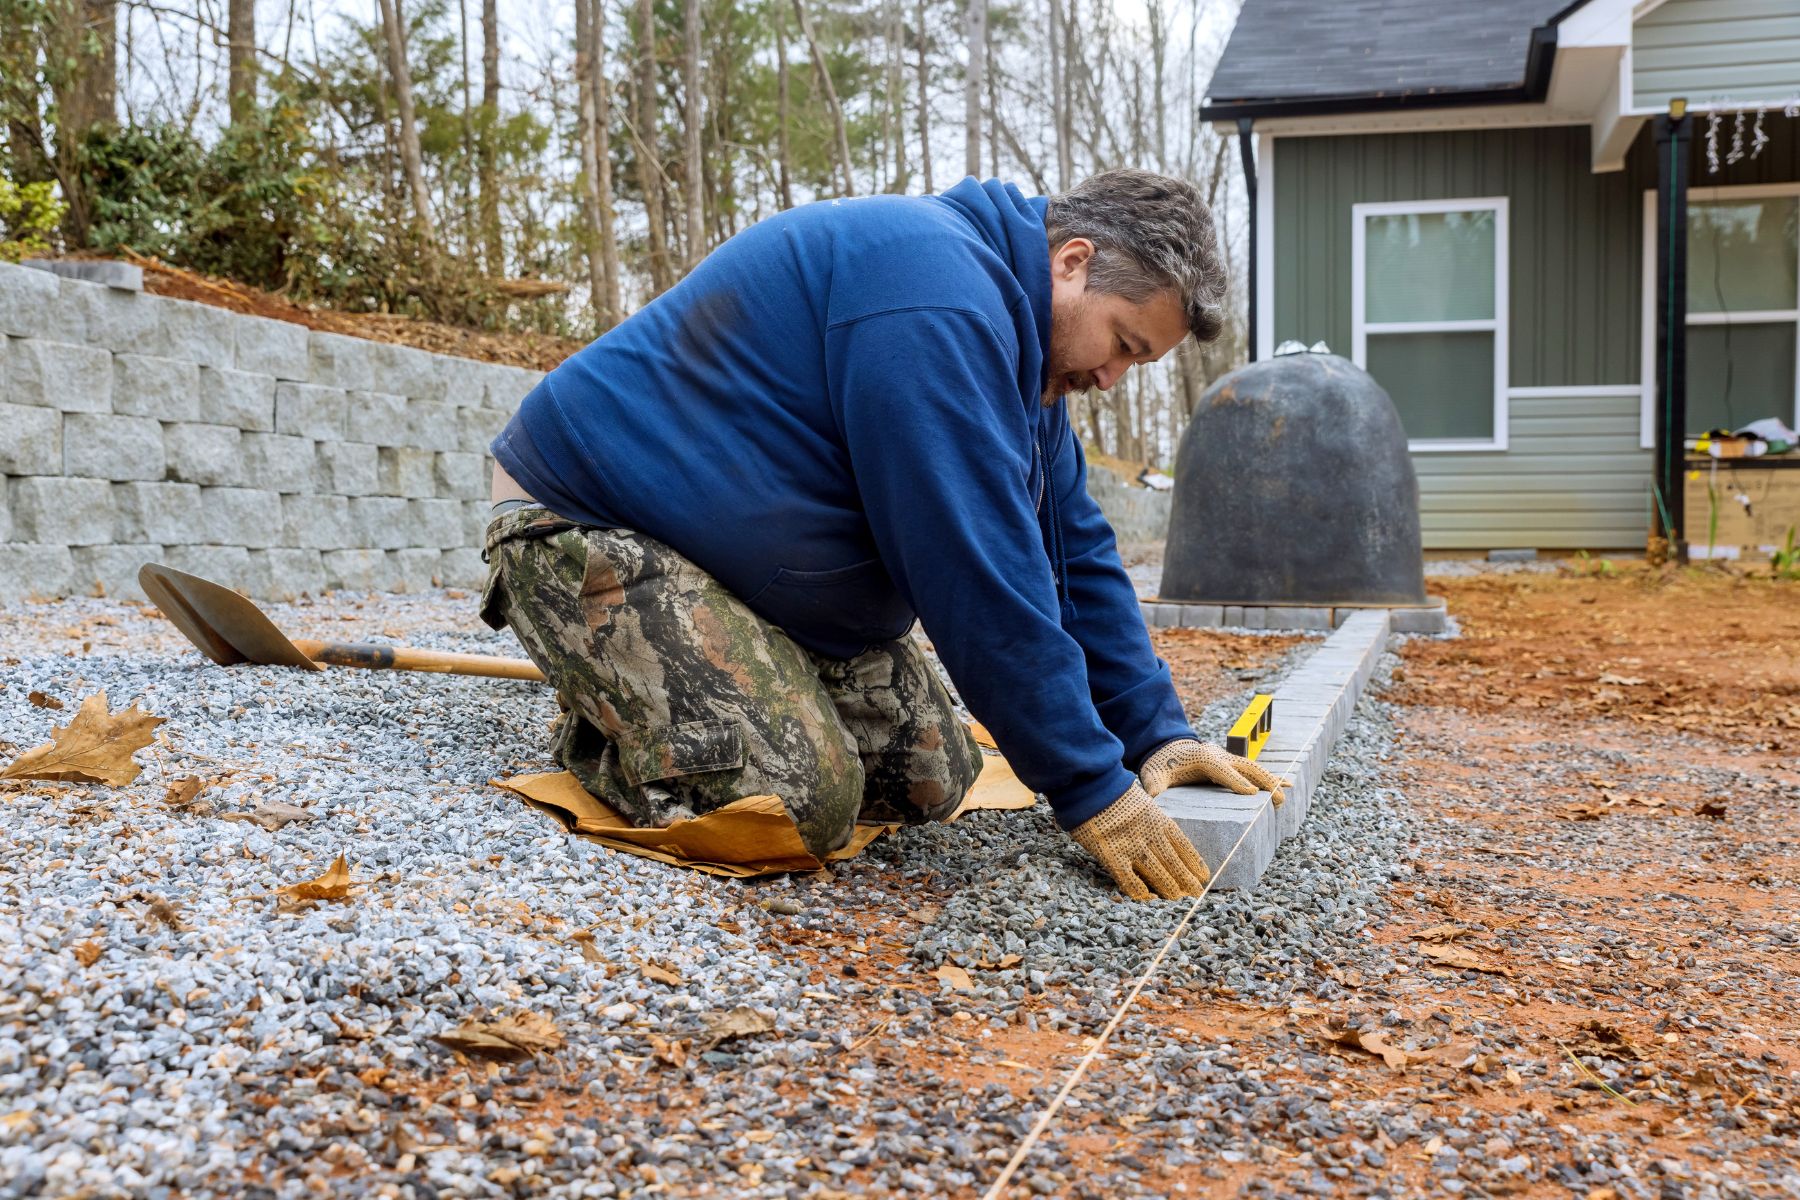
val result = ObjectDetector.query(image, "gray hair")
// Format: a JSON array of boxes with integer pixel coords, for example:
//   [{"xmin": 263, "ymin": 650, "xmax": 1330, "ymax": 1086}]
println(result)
[{"xmin": 1043, "ymin": 168, "xmax": 1227, "ymax": 343}]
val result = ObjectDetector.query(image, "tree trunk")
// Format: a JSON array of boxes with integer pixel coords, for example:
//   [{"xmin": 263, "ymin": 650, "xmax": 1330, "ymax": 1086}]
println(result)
[
  {"xmin": 984, "ymin": 36, "xmax": 998, "ymax": 174},
  {"xmin": 50, "ymin": 0, "xmax": 117, "ymax": 243},
  {"xmin": 634, "ymin": 0, "xmax": 672, "ymax": 290},
  {"xmin": 575, "ymin": 0, "xmax": 608, "ymax": 323},
  {"xmin": 1047, "ymin": 0, "xmax": 1070, "ymax": 189},
  {"xmin": 593, "ymin": 0, "xmax": 622, "ymax": 324},
  {"xmin": 914, "ymin": 0, "xmax": 932, "ymax": 192},
  {"xmin": 962, "ymin": 0, "xmax": 984, "ymax": 178},
  {"xmin": 775, "ymin": 6, "xmax": 793, "ymax": 209},
  {"xmin": 681, "ymin": 0, "xmax": 704, "ymax": 266},
  {"xmin": 791, "ymin": 0, "xmax": 853, "ymax": 196},
  {"xmin": 458, "ymin": 0, "xmax": 474, "ymax": 240},
  {"xmin": 480, "ymin": 0, "xmax": 502, "ymax": 273},
  {"xmin": 886, "ymin": 0, "xmax": 906, "ymax": 191},
  {"xmin": 377, "ymin": 0, "xmax": 433, "ymax": 237},
  {"xmin": 227, "ymin": 0, "xmax": 257, "ymax": 126}
]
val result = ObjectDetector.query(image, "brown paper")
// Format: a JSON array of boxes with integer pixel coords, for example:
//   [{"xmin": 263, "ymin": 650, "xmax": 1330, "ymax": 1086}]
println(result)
[{"xmin": 492, "ymin": 742, "xmax": 1037, "ymax": 878}]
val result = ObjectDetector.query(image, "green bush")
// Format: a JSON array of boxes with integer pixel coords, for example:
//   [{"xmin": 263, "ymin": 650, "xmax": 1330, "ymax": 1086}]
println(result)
[{"xmin": 0, "ymin": 175, "xmax": 65, "ymax": 262}]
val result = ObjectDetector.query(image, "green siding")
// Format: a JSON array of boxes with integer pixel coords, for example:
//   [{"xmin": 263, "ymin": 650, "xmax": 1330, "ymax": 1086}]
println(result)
[
  {"xmin": 1412, "ymin": 395, "xmax": 1653, "ymax": 549},
  {"xmin": 1273, "ymin": 126, "xmax": 1642, "ymax": 387},
  {"xmin": 1634, "ymin": 0, "xmax": 1800, "ymax": 111}
]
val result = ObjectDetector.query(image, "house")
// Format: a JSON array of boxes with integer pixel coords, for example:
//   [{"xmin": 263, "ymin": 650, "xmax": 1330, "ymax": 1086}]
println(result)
[{"xmin": 1203, "ymin": 0, "xmax": 1800, "ymax": 553}]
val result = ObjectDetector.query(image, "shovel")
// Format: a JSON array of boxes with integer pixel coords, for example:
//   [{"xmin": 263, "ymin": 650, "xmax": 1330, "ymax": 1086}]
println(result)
[{"xmin": 138, "ymin": 563, "xmax": 546, "ymax": 682}]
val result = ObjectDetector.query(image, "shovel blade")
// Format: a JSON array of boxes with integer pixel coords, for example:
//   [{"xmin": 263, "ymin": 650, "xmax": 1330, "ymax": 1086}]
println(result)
[{"xmin": 138, "ymin": 562, "xmax": 322, "ymax": 671}]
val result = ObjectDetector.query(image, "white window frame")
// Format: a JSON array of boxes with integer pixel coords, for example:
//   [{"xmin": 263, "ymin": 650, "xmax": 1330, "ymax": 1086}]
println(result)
[
  {"xmin": 1638, "ymin": 182, "xmax": 1800, "ymax": 449},
  {"xmin": 1351, "ymin": 196, "xmax": 1510, "ymax": 452}
]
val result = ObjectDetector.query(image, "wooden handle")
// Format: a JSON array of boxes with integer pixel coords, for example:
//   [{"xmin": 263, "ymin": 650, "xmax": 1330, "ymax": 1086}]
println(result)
[{"xmin": 291, "ymin": 639, "xmax": 546, "ymax": 681}]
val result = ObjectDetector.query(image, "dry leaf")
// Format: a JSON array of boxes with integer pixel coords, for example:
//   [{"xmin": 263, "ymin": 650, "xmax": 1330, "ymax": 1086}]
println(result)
[
  {"xmin": 973, "ymin": 953, "xmax": 1023, "ymax": 970},
  {"xmin": 648, "ymin": 1033, "xmax": 690, "ymax": 1068},
  {"xmin": 163, "ymin": 776, "xmax": 210, "ymax": 811},
  {"xmin": 935, "ymin": 963, "xmax": 974, "ymax": 991},
  {"xmin": 1694, "ymin": 799, "xmax": 1727, "ymax": 819},
  {"xmin": 72, "ymin": 940, "xmax": 103, "ymax": 966},
  {"xmin": 134, "ymin": 891, "xmax": 186, "ymax": 931},
  {"xmin": 27, "ymin": 690, "xmax": 63, "ymax": 710},
  {"xmin": 1410, "ymin": 923, "xmax": 1476, "ymax": 943},
  {"xmin": 1597, "ymin": 673, "xmax": 1646, "ymax": 686},
  {"xmin": 1568, "ymin": 1020, "xmax": 1648, "ymax": 1062},
  {"xmin": 1318, "ymin": 1022, "xmax": 1412, "ymax": 1069},
  {"xmin": 640, "ymin": 962, "xmax": 684, "ymax": 986},
  {"xmin": 433, "ymin": 1011, "xmax": 564, "ymax": 1062},
  {"xmin": 568, "ymin": 931, "xmax": 606, "ymax": 963},
  {"xmin": 1, "ymin": 692, "xmax": 166, "ymax": 786},
  {"xmin": 275, "ymin": 853, "xmax": 354, "ymax": 908},
  {"xmin": 220, "ymin": 798, "xmax": 314, "ymax": 831},
  {"xmin": 1417, "ymin": 943, "xmax": 1510, "ymax": 975},
  {"xmin": 699, "ymin": 1006, "xmax": 776, "ymax": 1050}
]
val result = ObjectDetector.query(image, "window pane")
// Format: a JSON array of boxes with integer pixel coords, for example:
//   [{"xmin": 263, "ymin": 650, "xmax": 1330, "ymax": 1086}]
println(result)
[
  {"xmin": 1365, "ymin": 209, "xmax": 1496, "ymax": 324},
  {"xmin": 1686, "ymin": 322, "xmax": 1796, "ymax": 434},
  {"xmin": 1365, "ymin": 331, "xmax": 1496, "ymax": 441},
  {"xmin": 1688, "ymin": 197, "xmax": 1798, "ymax": 314}
]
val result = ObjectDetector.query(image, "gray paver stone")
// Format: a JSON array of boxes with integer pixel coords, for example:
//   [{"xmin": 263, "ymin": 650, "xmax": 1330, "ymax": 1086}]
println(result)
[
  {"xmin": 409, "ymin": 499, "xmax": 465, "ymax": 549},
  {"xmin": 246, "ymin": 548, "xmax": 326, "ymax": 600},
  {"xmin": 350, "ymin": 497, "xmax": 412, "ymax": 550},
  {"xmin": 163, "ymin": 544, "xmax": 251, "ymax": 583},
  {"xmin": 282, "ymin": 495, "xmax": 354, "ymax": 550},
  {"xmin": 344, "ymin": 391, "xmax": 411, "ymax": 445},
  {"xmin": 379, "ymin": 447, "xmax": 437, "ymax": 498},
  {"xmin": 23, "ymin": 259, "xmax": 142, "ymax": 291},
  {"xmin": 241, "ymin": 433, "xmax": 318, "ymax": 494},
  {"xmin": 317, "ymin": 442, "xmax": 380, "ymax": 497},
  {"xmin": 372, "ymin": 343, "xmax": 444, "ymax": 401},
  {"xmin": 1222, "ymin": 605, "xmax": 1244, "ymax": 627},
  {"xmin": 308, "ymin": 332, "xmax": 375, "ymax": 391},
  {"xmin": 234, "ymin": 314, "xmax": 311, "ymax": 380},
  {"xmin": 456, "ymin": 404, "xmax": 509, "ymax": 451},
  {"xmin": 407, "ymin": 398, "xmax": 460, "ymax": 451},
  {"xmin": 72, "ymin": 545, "xmax": 162, "ymax": 601},
  {"xmin": 1263, "ymin": 605, "xmax": 1334, "ymax": 631},
  {"xmin": 76, "ymin": 284, "xmax": 164, "ymax": 355},
  {"xmin": 0, "ymin": 262, "xmax": 65, "ymax": 336},
  {"xmin": 8, "ymin": 339, "xmax": 112, "ymax": 412},
  {"xmin": 164, "ymin": 422, "xmax": 246, "ymax": 486},
  {"xmin": 201, "ymin": 487, "xmax": 284, "ymax": 548},
  {"xmin": 439, "ymin": 547, "xmax": 485, "ymax": 588},
  {"xmin": 463, "ymin": 500, "xmax": 492, "ymax": 545},
  {"xmin": 0, "ymin": 543, "xmax": 75, "ymax": 603},
  {"xmin": 483, "ymin": 365, "xmax": 543, "ymax": 411},
  {"xmin": 113, "ymin": 482, "xmax": 203, "ymax": 544},
  {"xmin": 391, "ymin": 548, "xmax": 442, "ymax": 593},
  {"xmin": 274, "ymin": 383, "xmax": 349, "ymax": 440},
  {"xmin": 434, "ymin": 451, "xmax": 489, "ymax": 501},
  {"xmin": 62, "ymin": 413, "xmax": 165, "ymax": 481},
  {"xmin": 0, "ymin": 403, "xmax": 62, "ymax": 474},
  {"xmin": 113, "ymin": 353, "xmax": 200, "ymax": 421},
  {"xmin": 322, "ymin": 548, "xmax": 391, "ymax": 591},
  {"xmin": 1176, "ymin": 603, "xmax": 1223, "ymax": 628},
  {"xmin": 1389, "ymin": 602, "xmax": 1447, "ymax": 634},
  {"xmin": 197, "ymin": 366, "xmax": 276, "ymax": 431},
  {"xmin": 1158, "ymin": 787, "xmax": 1276, "ymax": 891},
  {"xmin": 161, "ymin": 298, "xmax": 237, "ymax": 369},
  {"xmin": 9, "ymin": 477, "xmax": 116, "ymax": 544}
]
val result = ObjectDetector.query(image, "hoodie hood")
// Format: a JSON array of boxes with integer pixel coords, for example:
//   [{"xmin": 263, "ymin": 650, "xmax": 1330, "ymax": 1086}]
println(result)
[{"xmin": 934, "ymin": 177, "xmax": 1054, "ymax": 397}]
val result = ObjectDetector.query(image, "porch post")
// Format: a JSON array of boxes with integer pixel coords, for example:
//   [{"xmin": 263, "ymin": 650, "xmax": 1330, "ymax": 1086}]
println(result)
[
  {"xmin": 1652, "ymin": 105, "xmax": 1690, "ymax": 556},
  {"xmin": 1238, "ymin": 118, "xmax": 1258, "ymax": 362}
]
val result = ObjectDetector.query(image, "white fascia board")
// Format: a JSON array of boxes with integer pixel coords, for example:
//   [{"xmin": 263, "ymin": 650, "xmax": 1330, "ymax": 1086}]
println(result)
[
  {"xmin": 1588, "ymin": 49, "xmax": 1644, "ymax": 173},
  {"xmin": 1558, "ymin": 0, "xmax": 1635, "ymax": 49}
]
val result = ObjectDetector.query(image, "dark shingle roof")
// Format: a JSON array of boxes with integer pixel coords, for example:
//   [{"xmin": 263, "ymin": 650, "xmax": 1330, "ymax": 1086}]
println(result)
[{"xmin": 1204, "ymin": 0, "xmax": 1579, "ymax": 119}]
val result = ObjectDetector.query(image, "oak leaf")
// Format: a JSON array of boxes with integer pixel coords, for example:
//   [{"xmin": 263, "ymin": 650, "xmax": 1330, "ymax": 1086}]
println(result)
[
  {"xmin": 163, "ymin": 776, "xmax": 211, "ymax": 811},
  {"xmin": 640, "ymin": 962, "xmax": 684, "ymax": 986},
  {"xmin": 1417, "ymin": 943, "xmax": 1510, "ymax": 975},
  {"xmin": 275, "ymin": 853, "xmax": 354, "ymax": 908},
  {"xmin": 432, "ymin": 1011, "xmax": 564, "ymax": 1062},
  {"xmin": 27, "ymin": 690, "xmax": 63, "ymax": 710},
  {"xmin": 1318, "ymin": 1023, "xmax": 1412, "ymax": 1070},
  {"xmin": 72, "ymin": 940, "xmax": 103, "ymax": 966},
  {"xmin": 698, "ymin": 1006, "xmax": 776, "ymax": 1050},
  {"xmin": 935, "ymin": 963, "xmax": 974, "ymax": 992},
  {"xmin": 220, "ymin": 798, "xmax": 313, "ymax": 831},
  {"xmin": 1, "ymin": 692, "xmax": 165, "ymax": 786}
]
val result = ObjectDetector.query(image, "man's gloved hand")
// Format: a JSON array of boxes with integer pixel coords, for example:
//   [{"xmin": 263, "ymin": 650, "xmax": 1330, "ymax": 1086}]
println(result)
[
  {"xmin": 1070, "ymin": 781, "xmax": 1211, "ymax": 901},
  {"xmin": 1138, "ymin": 738, "xmax": 1286, "ymax": 807}
]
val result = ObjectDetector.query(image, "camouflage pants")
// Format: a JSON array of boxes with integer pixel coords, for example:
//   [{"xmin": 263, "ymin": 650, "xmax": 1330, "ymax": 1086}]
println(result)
[{"xmin": 480, "ymin": 507, "xmax": 983, "ymax": 860}]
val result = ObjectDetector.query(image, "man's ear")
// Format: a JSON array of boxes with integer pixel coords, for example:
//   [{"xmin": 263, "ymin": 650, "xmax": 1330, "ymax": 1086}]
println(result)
[{"xmin": 1049, "ymin": 237, "xmax": 1093, "ymax": 286}]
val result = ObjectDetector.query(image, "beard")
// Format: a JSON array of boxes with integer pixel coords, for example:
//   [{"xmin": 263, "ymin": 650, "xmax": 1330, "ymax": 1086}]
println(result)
[{"xmin": 1041, "ymin": 293, "xmax": 1097, "ymax": 406}]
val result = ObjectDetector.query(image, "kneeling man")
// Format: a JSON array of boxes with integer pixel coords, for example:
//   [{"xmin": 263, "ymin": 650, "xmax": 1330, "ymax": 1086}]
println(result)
[{"xmin": 481, "ymin": 169, "xmax": 1280, "ymax": 900}]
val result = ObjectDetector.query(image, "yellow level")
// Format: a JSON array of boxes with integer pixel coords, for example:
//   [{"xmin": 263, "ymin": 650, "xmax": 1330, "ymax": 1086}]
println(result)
[{"xmin": 1225, "ymin": 694, "xmax": 1273, "ymax": 761}]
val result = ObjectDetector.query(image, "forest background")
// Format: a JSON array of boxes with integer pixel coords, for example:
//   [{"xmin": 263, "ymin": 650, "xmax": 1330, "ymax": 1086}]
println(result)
[{"xmin": 0, "ymin": 0, "xmax": 1248, "ymax": 466}]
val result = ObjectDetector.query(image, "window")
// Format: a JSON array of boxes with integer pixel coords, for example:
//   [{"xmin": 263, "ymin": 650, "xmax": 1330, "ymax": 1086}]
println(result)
[
  {"xmin": 1686, "ymin": 189, "xmax": 1800, "ymax": 435},
  {"xmin": 1352, "ymin": 198, "xmax": 1509, "ymax": 451}
]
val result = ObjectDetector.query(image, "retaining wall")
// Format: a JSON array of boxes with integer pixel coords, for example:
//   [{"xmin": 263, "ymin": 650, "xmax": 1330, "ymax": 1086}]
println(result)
[
  {"xmin": 1086, "ymin": 462, "xmax": 1171, "ymax": 544},
  {"xmin": 0, "ymin": 261, "xmax": 544, "ymax": 603}
]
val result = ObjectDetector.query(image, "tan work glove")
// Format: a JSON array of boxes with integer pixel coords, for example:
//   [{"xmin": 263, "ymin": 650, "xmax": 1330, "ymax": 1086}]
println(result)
[
  {"xmin": 1070, "ymin": 781, "xmax": 1211, "ymax": 901},
  {"xmin": 1138, "ymin": 738, "xmax": 1285, "ymax": 807}
]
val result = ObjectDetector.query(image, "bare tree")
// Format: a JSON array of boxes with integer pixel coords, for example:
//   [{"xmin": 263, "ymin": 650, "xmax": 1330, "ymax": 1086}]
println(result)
[
  {"xmin": 479, "ymin": 0, "xmax": 501, "ymax": 273},
  {"xmin": 575, "ymin": 0, "xmax": 619, "ymax": 325},
  {"xmin": 227, "ymin": 0, "xmax": 255, "ymax": 126},
  {"xmin": 682, "ymin": 0, "xmax": 704, "ymax": 264},
  {"xmin": 962, "ymin": 0, "xmax": 984, "ymax": 177},
  {"xmin": 1047, "ymin": 0, "xmax": 1070, "ymax": 189},
  {"xmin": 633, "ymin": 0, "xmax": 672, "ymax": 290},
  {"xmin": 775, "ymin": 5, "xmax": 793, "ymax": 209},
  {"xmin": 790, "ymin": 0, "xmax": 852, "ymax": 196},
  {"xmin": 914, "ymin": 0, "xmax": 932, "ymax": 192},
  {"xmin": 376, "ymin": 0, "xmax": 432, "ymax": 237}
]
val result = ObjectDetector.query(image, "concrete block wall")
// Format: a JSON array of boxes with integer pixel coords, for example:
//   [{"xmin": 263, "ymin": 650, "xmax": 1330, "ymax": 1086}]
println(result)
[
  {"xmin": 1086, "ymin": 462, "xmax": 1171, "ymax": 544},
  {"xmin": 0, "ymin": 262, "xmax": 543, "ymax": 603}
]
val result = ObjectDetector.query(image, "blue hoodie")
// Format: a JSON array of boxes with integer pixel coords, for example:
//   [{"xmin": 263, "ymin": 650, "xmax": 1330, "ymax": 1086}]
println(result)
[{"xmin": 492, "ymin": 178, "xmax": 1195, "ymax": 828}]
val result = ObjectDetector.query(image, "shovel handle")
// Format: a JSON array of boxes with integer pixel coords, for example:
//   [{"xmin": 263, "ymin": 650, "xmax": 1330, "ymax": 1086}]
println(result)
[{"xmin": 291, "ymin": 639, "xmax": 546, "ymax": 681}]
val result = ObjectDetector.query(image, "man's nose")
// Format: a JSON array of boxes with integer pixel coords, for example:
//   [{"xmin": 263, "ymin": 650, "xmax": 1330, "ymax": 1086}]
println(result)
[{"xmin": 1093, "ymin": 360, "xmax": 1127, "ymax": 391}]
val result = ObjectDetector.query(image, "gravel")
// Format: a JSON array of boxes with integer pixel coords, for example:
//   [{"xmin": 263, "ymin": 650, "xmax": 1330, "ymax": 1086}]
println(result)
[{"xmin": 0, "ymin": 590, "xmax": 1416, "ymax": 1198}]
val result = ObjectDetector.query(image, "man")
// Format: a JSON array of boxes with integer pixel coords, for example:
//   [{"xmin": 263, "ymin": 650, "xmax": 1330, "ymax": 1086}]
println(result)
[{"xmin": 480, "ymin": 169, "xmax": 1282, "ymax": 901}]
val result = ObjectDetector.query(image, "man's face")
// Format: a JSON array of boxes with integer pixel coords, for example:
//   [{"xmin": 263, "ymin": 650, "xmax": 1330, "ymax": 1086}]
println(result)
[{"xmin": 1043, "ymin": 238, "xmax": 1190, "ymax": 404}]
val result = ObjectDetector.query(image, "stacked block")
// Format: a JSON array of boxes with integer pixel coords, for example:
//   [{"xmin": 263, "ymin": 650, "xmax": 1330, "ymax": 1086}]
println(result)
[{"xmin": 0, "ymin": 261, "xmax": 547, "ymax": 603}]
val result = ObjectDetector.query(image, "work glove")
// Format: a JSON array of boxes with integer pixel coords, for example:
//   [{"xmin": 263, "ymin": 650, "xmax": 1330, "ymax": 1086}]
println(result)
[
  {"xmin": 1070, "ymin": 781, "xmax": 1211, "ymax": 901},
  {"xmin": 1138, "ymin": 738, "xmax": 1285, "ymax": 807}
]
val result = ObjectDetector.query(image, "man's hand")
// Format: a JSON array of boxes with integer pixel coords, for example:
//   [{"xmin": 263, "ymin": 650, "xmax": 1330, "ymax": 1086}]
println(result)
[
  {"xmin": 1138, "ymin": 738, "xmax": 1286, "ymax": 807},
  {"xmin": 1070, "ymin": 781, "xmax": 1210, "ymax": 900}
]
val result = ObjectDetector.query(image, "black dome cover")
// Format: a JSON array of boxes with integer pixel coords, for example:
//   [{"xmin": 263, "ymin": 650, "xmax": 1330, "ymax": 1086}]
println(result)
[{"xmin": 1161, "ymin": 354, "xmax": 1426, "ymax": 606}]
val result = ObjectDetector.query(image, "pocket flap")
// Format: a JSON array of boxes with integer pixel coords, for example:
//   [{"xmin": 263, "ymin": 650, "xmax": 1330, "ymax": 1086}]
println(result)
[{"xmin": 617, "ymin": 719, "xmax": 746, "ymax": 786}]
